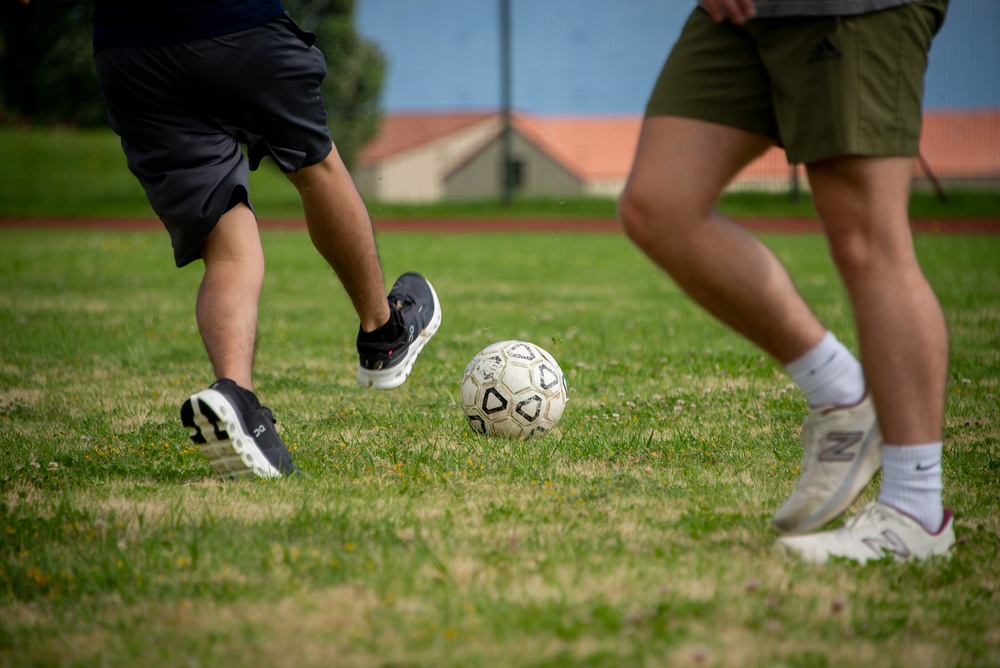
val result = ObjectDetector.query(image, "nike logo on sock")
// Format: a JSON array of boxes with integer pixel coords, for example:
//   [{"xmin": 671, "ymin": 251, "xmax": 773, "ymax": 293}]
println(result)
[
  {"xmin": 915, "ymin": 462, "xmax": 939, "ymax": 471},
  {"xmin": 807, "ymin": 352, "xmax": 838, "ymax": 376}
]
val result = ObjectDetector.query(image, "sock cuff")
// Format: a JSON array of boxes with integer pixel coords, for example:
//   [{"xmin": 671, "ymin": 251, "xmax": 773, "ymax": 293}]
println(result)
[
  {"xmin": 783, "ymin": 331, "xmax": 838, "ymax": 377},
  {"xmin": 784, "ymin": 332, "xmax": 865, "ymax": 407},
  {"xmin": 878, "ymin": 443, "xmax": 944, "ymax": 532},
  {"xmin": 357, "ymin": 310, "xmax": 403, "ymax": 344},
  {"xmin": 881, "ymin": 442, "xmax": 943, "ymax": 475}
]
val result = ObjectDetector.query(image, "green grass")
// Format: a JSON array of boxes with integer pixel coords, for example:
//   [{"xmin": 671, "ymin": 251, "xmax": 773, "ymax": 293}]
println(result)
[
  {"xmin": 1, "ymin": 228, "xmax": 998, "ymax": 667},
  {"xmin": 2, "ymin": 126, "xmax": 999, "ymax": 220}
]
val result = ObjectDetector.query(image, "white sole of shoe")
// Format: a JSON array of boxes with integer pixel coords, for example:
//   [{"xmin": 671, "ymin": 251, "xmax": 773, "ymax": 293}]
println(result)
[
  {"xmin": 181, "ymin": 389, "xmax": 282, "ymax": 480},
  {"xmin": 357, "ymin": 281, "xmax": 442, "ymax": 390},
  {"xmin": 775, "ymin": 506, "xmax": 956, "ymax": 564}
]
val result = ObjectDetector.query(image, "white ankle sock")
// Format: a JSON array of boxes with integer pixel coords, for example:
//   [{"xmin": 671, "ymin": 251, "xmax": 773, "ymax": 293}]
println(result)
[
  {"xmin": 784, "ymin": 331, "xmax": 866, "ymax": 408},
  {"xmin": 878, "ymin": 443, "xmax": 945, "ymax": 532}
]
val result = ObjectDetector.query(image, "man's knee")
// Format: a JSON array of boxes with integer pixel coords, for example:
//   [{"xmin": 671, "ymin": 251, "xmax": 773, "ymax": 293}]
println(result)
[
  {"xmin": 618, "ymin": 181, "xmax": 690, "ymax": 251},
  {"xmin": 617, "ymin": 185, "xmax": 652, "ymax": 246},
  {"xmin": 823, "ymin": 223, "xmax": 928, "ymax": 303},
  {"xmin": 810, "ymin": 155, "xmax": 916, "ymax": 277},
  {"xmin": 200, "ymin": 203, "xmax": 265, "ymax": 271}
]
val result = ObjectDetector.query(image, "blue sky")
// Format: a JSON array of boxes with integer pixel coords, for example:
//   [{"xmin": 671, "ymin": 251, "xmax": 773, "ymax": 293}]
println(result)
[{"xmin": 354, "ymin": 0, "xmax": 1000, "ymax": 114}]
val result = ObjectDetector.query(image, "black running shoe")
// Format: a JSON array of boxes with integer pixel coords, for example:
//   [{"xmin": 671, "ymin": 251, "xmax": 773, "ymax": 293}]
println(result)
[
  {"xmin": 357, "ymin": 272, "xmax": 441, "ymax": 389},
  {"xmin": 180, "ymin": 379, "xmax": 300, "ymax": 479}
]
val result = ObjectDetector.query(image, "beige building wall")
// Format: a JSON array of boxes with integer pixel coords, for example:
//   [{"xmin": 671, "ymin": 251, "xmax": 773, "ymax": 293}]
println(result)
[
  {"xmin": 584, "ymin": 179, "xmax": 626, "ymax": 198},
  {"xmin": 445, "ymin": 132, "xmax": 582, "ymax": 200},
  {"xmin": 356, "ymin": 118, "xmax": 502, "ymax": 203}
]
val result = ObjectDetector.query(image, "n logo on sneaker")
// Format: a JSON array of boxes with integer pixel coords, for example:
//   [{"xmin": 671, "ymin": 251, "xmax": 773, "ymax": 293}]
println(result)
[
  {"xmin": 862, "ymin": 530, "xmax": 912, "ymax": 559},
  {"xmin": 819, "ymin": 431, "xmax": 863, "ymax": 462}
]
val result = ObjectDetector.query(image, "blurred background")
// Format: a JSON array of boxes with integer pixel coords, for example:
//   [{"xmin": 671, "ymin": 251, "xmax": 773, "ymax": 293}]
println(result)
[{"xmin": 1, "ymin": 0, "xmax": 997, "ymax": 207}]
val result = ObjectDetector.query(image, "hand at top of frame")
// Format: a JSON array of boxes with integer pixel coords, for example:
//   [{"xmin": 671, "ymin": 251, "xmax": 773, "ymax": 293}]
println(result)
[{"xmin": 701, "ymin": 0, "xmax": 757, "ymax": 25}]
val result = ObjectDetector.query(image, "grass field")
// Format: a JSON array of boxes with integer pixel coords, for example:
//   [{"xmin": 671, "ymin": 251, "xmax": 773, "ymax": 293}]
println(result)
[{"xmin": 2, "ymin": 225, "xmax": 998, "ymax": 667}]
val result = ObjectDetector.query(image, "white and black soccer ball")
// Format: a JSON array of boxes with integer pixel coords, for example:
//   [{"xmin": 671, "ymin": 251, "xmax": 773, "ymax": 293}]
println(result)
[{"xmin": 460, "ymin": 340, "xmax": 568, "ymax": 438}]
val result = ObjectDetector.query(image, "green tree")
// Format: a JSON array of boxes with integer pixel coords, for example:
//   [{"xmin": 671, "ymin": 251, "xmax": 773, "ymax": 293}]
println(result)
[
  {"xmin": 0, "ymin": 0, "xmax": 104, "ymax": 126},
  {"xmin": 284, "ymin": 0, "xmax": 386, "ymax": 170},
  {"xmin": 0, "ymin": 0, "xmax": 385, "ymax": 169}
]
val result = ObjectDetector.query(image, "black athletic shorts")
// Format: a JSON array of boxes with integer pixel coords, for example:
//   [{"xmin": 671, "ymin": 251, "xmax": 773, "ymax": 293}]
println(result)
[{"xmin": 95, "ymin": 13, "xmax": 333, "ymax": 267}]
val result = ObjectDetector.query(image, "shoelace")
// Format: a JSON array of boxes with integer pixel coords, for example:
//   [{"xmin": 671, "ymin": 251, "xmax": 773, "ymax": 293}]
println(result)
[
  {"xmin": 236, "ymin": 387, "xmax": 278, "ymax": 428},
  {"xmin": 258, "ymin": 406, "xmax": 277, "ymax": 427},
  {"xmin": 392, "ymin": 292, "xmax": 417, "ymax": 314}
]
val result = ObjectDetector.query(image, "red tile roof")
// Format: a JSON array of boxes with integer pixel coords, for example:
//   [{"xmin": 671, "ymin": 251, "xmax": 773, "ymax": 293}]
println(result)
[
  {"xmin": 512, "ymin": 115, "xmax": 642, "ymax": 180},
  {"xmin": 360, "ymin": 110, "xmax": 1000, "ymax": 182},
  {"xmin": 359, "ymin": 111, "xmax": 496, "ymax": 164},
  {"xmin": 919, "ymin": 110, "xmax": 1000, "ymax": 178}
]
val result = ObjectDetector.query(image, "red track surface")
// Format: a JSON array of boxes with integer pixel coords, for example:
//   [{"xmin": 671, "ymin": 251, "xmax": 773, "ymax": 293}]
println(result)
[{"xmin": 1, "ymin": 217, "xmax": 998, "ymax": 234}]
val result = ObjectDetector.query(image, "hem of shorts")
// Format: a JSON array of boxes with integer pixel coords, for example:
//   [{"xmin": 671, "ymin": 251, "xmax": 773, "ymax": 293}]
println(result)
[
  {"xmin": 172, "ymin": 185, "xmax": 255, "ymax": 268},
  {"xmin": 786, "ymin": 139, "xmax": 920, "ymax": 165},
  {"xmin": 298, "ymin": 142, "xmax": 334, "ymax": 172},
  {"xmin": 644, "ymin": 107, "xmax": 779, "ymax": 144}
]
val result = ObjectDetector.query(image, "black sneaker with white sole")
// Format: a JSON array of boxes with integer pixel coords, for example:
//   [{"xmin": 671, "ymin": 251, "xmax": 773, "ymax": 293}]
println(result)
[
  {"xmin": 180, "ymin": 378, "xmax": 300, "ymax": 479},
  {"xmin": 356, "ymin": 272, "xmax": 441, "ymax": 390}
]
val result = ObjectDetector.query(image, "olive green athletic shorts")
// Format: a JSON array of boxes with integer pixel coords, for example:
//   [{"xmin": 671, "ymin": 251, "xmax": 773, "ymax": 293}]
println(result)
[{"xmin": 646, "ymin": 0, "xmax": 948, "ymax": 164}]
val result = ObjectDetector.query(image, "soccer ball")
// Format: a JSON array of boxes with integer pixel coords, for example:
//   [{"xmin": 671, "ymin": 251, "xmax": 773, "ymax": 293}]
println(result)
[{"xmin": 461, "ymin": 340, "xmax": 568, "ymax": 438}]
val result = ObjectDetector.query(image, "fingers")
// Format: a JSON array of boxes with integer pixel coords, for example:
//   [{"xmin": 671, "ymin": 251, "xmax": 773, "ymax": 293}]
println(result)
[{"xmin": 702, "ymin": 0, "xmax": 757, "ymax": 25}]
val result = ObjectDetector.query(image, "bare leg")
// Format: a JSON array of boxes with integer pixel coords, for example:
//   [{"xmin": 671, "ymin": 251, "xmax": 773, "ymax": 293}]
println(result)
[
  {"xmin": 620, "ymin": 118, "xmax": 897, "ymax": 535},
  {"xmin": 808, "ymin": 156, "xmax": 948, "ymax": 446},
  {"xmin": 196, "ymin": 202, "xmax": 263, "ymax": 391},
  {"xmin": 619, "ymin": 117, "xmax": 826, "ymax": 363},
  {"xmin": 285, "ymin": 145, "xmax": 390, "ymax": 333}
]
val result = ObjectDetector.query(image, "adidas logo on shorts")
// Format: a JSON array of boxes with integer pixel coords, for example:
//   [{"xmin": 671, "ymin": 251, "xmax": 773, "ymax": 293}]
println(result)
[{"xmin": 807, "ymin": 37, "xmax": 842, "ymax": 64}]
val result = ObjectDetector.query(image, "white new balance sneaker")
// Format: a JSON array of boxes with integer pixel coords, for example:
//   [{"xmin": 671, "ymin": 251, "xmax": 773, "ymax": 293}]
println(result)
[
  {"xmin": 776, "ymin": 502, "xmax": 955, "ymax": 564},
  {"xmin": 772, "ymin": 393, "xmax": 883, "ymax": 535}
]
